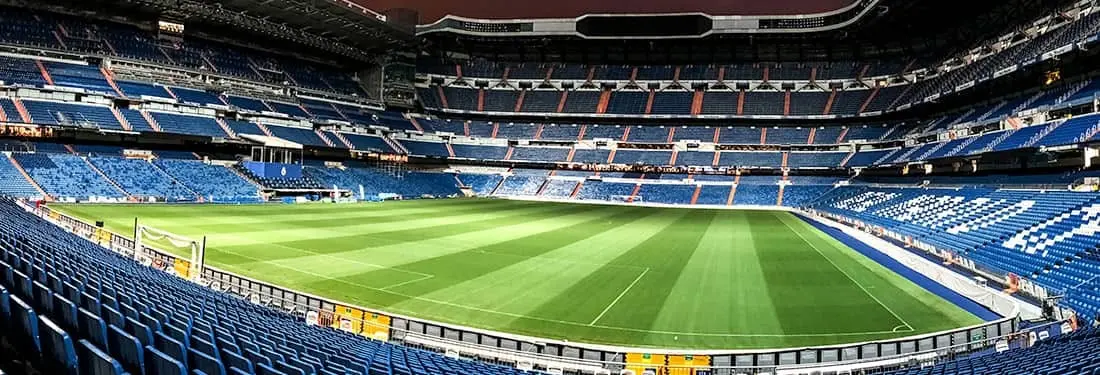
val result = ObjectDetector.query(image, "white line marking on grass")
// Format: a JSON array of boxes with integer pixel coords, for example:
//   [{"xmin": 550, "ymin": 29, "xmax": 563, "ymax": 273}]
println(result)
[
  {"xmin": 779, "ymin": 216, "xmax": 915, "ymax": 332},
  {"xmin": 221, "ymin": 233, "xmax": 434, "ymax": 278},
  {"xmin": 892, "ymin": 325, "xmax": 912, "ymax": 332},
  {"xmin": 589, "ymin": 268, "xmax": 649, "ymax": 326},
  {"xmin": 379, "ymin": 274, "xmax": 435, "ymax": 291}
]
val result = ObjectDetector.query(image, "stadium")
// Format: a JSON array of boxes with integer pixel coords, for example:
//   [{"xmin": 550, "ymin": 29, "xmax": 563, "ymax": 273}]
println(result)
[{"xmin": 0, "ymin": 0, "xmax": 1098, "ymax": 373}]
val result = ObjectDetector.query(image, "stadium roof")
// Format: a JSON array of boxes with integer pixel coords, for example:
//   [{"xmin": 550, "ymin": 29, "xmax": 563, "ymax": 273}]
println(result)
[{"xmin": 362, "ymin": 0, "xmax": 855, "ymax": 24}]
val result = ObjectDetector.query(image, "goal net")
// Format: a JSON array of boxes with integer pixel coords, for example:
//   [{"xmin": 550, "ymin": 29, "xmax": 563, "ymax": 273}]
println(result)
[{"xmin": 135, "ymin": 222, "xmax": 206, "ymax": 282}]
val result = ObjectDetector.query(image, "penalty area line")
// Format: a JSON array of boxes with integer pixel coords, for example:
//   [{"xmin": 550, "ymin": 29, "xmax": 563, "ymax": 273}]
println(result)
[{"xmin": 589, "ymin": 267, "xmax": 650, "ymax": 326}]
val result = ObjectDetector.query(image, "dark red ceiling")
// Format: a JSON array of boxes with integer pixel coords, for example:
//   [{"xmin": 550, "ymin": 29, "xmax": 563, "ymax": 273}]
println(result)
[{"xmin": 359, "ymin": 0, "xmax": 856, "ymax": 24}]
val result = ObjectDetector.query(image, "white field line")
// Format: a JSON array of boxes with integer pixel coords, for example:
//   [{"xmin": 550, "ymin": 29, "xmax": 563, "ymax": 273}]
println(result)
[
  {"xmin": 779, "ymin": 216, "xmax": 915, "ymax": 331},
  {"xmin": 379, "ymin": 274, "xmax": 435, "ymax": 291},
  {"xmin": 222, "ymin": 233, "xmax": 434, "ymax": 278},
  {"xmin": 589, "ymin": 268, "xmax": 649, "ymax": 326}
]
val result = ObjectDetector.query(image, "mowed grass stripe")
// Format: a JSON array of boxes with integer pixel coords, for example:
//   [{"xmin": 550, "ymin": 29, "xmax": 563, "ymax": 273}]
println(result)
[{"xmin": 648, "ymin": 210, "xmax": 784, "ymax": 348}]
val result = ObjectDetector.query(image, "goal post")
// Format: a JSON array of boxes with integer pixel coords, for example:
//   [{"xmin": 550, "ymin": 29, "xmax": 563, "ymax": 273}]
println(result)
[{"xmin": 134, "ymin": 218, "xmax": 206, "ymax": 282}]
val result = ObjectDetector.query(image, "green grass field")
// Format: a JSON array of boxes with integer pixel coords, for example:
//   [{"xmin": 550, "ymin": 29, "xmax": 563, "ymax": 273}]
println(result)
[{"xmin": 51, "ymin": 199, "xmax": 981, "ymax": 349}]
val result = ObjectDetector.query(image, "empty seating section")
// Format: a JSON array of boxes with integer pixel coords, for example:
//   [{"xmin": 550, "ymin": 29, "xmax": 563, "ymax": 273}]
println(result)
[
  {"xmin": 614, "ymin": 150, "xmax": 672, "ymax": 165},
  {"xmin": 846, "ymin": 149, "xmax": 896, "ymax": 167},
  {"xmin": 842, "ymin": 126, "xmax": 891, "ymax": 142},
  {"xmin": 782, "ymin": 185, "xmax": 836, "ymax": 207},
  {"xmin": 649, "ymin": 91, "xmax": 693, "ymax": 115},
  {"xmin": 638, "ymin": 184, "xmax": 695, "ymax": 204},
  {"xmin": 468, "ymin": 121, "xmax": 494, "ymax": 138},
  {"xmin": 594, "ymin": 66, "xmax": 632, "ymax": 81},
  {"xmin": 539, "ymin": 180, "xmax": 579, "ymax": 198},
  {"xmin": 13, "ymin": 153, "xmax": 125, "ymax": 199},
  {"xmin": 236, "ymin": 164, "xmax": 325, "ymax": 190},
  {"xmin": 170, "ymin": 87, "xmax": 223, "ymax": 107},
  {"xmin": 495, "ymin": 124, "xmax": 537, "ymax": 139},
  {"xmin": 635, "ymin": 66, "xmax": 675, "ymax": 81},
  {"xmin": 264, "ymin": 125, "xmax": 328, "ymax": 147},
  {"xmin": 814, "ymin": 127, "xmax": 843, "ymax": 144},
  {"xmin": 510, "ymin": 147, "xmax": 569, "ymax": 162},
  {"xmin": 306, "ymin": 166, "xmax": 460, "ymax": 197},
  {"xmin": 583, "ymin": 126, "xmax": 625, "ymax": 140},
  {"xmin": 551, "ymin": 65, "xmax": 588, "ymax": 80},
  {"xmin": 42, "ymin": 62, "xmax": 113, "ymax": 94},
  {"xmin": 788, "ymin": 152, "xmax": 847, "ymax": 168},
  {"xmin": 119, "ymin": 109, "xmax": 155, "ymax": 132},
  {"xmin": 829, "ymin": 91, "xmax": 868, "ymax": 115},
  {"xmin": 148, "ymin": 112, "xmax": 227, "ymax": 138},
  {"xmin": 672, "ymin": 127, "xmax": 716, "ymax": 142},
  {"xmin": 576, "ymin": 181, "xmax": 636, "ymax": 200},
  {"xmin": 0, "ymin": 157, "xmax": 39, "ymax": 197},
  {"xmin": 401, "ymin": 140, "xmax": 450, "ymax": 157},
  {"xmin": 223, "ymin": 119, "xmax": 264, "ymax": 137},
  {"xmin": 0, "ymin": 56, "xmax": 46, "ymax": 86},
  {"xmin": 457, "ymin": 174, "xmax": 503, "ymax": 195},
  {"xmin": 21, "ymin": 100, "xmax": 123, "ymax": 129},
  {"xmin": 733, "ymin": 185, "xmax": 779, "ymax": 205},
  {"xmin": 789, "ymin": 92, "xmax": 829, "ymax": 115},
  {"xmin": 152, "ymin": 159, "xmax": 259, "ymax": 203},
  {"xmin": 1033, "ymin": 114, "xmax": 1100, "ymax": 147},
  {"xmin": 696, "ymin": 185, "xmax": 732, "ymax": 205},
  {"xmin": 718, "ymin": 127, "xmax": 762, "ymax": 144},
  {"xmin": 519, "ymin": 91, "xmax": 561, "ymax": 113},
  {"xmin": 484, "ymin": 90, "xmax": 519, "ymax": 112},
  {"xmin": 765, "ymin": 127, "xmax": 810, "ymax": 144},
  {"xmin": 88, "ymin": 157, "xmax": 195, "ymax": 199},
  {"xmin": 442, "ymin": 87, "xmax": 478, "ymax": 111},
  {"xmin": 266, "ymin": 102, "xmax": 309, "ymax": 118},
  {"xmin": 341, "ymin": 133, "xmax": 394, "ymax": 153},
  {"xmin": 700, "ymin": 92, "xmax": 738, "ymax": 115},
  {"xmin": 116, "ymin": 81, "xmax": 172, "ymax": 99},
  {"xmin": 453, "ymin": 144, "xmax": 507, "ymax": 160},
  {"xmin": 494, "ymin": 175, "xmax": 545, "ymax": 196},
  {"xmin": 627, "ymin": 127, "xmax": 669, "ymax": 142},
  {"xmin": 539, "ymin": 125, "xmax": 582, "ymax": 140},
  {"xmin": 508, "ymin": 64, "xmax": 548, "ymax": 80},
  {"xmin": 299, "ymin": 99, "xmax": 343, "ymax": 121},
  {"xmin": 563, "ymin": 91, "xmax": 600, "ymax": 113},
  {"xmin": 719, "ymin": 152, "xmax": 782, "ymax": 167},
  {"xmin": 742, "ymin": 92, "xmax": 786, "ymax": 116},
  {"xmin": 420, "ymin": 118, "xmax": 465, "ymax": 134},
  {"xmin": 678, "ymin": 65, "xmax": 718, "ymax": 81},
  {"xmin": 606, "ymin": 91, "xmax": 647, "ymax": 114}
]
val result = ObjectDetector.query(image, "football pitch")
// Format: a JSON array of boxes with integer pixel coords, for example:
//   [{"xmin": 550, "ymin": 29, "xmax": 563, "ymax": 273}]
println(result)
[{"xmin": 51, "ymin": 199, "xmax": 982, "ymax": 349}]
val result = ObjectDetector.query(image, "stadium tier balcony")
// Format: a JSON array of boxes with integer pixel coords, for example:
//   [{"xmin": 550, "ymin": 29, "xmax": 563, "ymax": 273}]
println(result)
[
  {"xmin": 88, "ymin": 156, "xmax": 196, "ymax": 200},
  {"xmin": 649, "ymin": 91, "xmax": 694, "ymax": 115},
  {"xmin": 148, "ymin": 112, "xmax": 228, "ymax": 138},
  {"xmin": 20, "ymin": 100, "xmax": 124, "ymax": 130},
  {"xmin": 510, "ymin": 147, "xmax": 570, "ymax": 162},
  {"xmin": 538, "ymin": 124, "xmax": 582, "ymax": 141},
  {"xmin": 626, "ymin": 126, "xmax": 670, "ymax": 143},
  {"xmin": 442, "ymin": 86, "xmax": 478, "ymax": 111},
  {"xmin": 467, "ymin": 121, "xmax": 494, "ymax": 138},
  {"xmin": 116, "ymin": 81, "xmax": 173, "ymax": 100},
  {"xmin": 764, "ymin": 127, "xmax": 811, "ymax": 145},
  {"xmin": 717, "ymin": 127, "xmax": 762, "ymax": 144},
  {"xmin": 562, "ymin": 91, "xmax": 600, "ymax": 114},
  {"xmin": 453, "ymin": 144, "xmax": 507, "ymax": 160},
  {"xmin": 264, "ymin": 125, "xmax": 331, "ymax": 148},
  {"xmin": 401, "ymin": 140, "xmax": 450, "ymax": 158},
  {"xmin": 0, "ymin": 56, "xmax": 46, "ymax": 86},
  {"xmin": 582, "ymin": 125, "xmax": 626, "ymax": 140},
  {"xmin": 605, "ymin": 91, "xmax": 648, "ymax": 115},
  {"xmin": 12, "ymin": 153, "xmax": 126, "ymax": 200},
  {"xmin": 340, "ymin": 132, "xmax": 397, "ymax": 153},
  {"xmin": 41, "ymin": 62, "xmax": 114, "ymax": 95},
  {"xmin": 484, "ymin": 90, "xmax": 519, "ymax": 112},
  {"xmin": 518, "ymin": 90, "xmax": 561, "ymax": 113}
]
